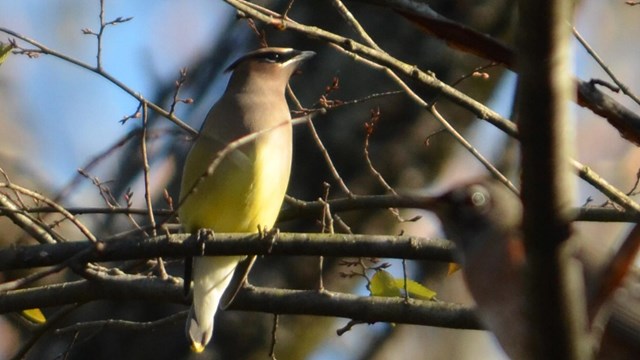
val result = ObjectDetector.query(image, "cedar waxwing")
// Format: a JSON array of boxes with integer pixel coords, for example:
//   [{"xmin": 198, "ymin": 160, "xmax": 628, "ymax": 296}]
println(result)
[
  {"xmin": 432, "ymin": 179, "xmax": 640, "ymax": 359},
  {"xmin": 179, "ymin": 47, "xmax": 315, "ymax": 352}
]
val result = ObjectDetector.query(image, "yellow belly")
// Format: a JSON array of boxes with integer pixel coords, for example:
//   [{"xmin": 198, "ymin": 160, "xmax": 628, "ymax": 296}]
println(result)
[{"xmin": 179, "ymin": 133, "xmax": 291, "ymax": 233}]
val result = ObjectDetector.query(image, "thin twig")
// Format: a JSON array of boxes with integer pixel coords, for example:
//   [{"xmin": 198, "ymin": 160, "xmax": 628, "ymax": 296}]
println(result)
[
  {"xmin": 330, "ymin": 43, "xmax": 517, "ymax": 194},
  {"xmin": 450, "ymin": 62, "xmax": 498, "ymax": 88},
  {"xmin": 77, "ymin": 170, "xmax": 119, "ymax": 208},
  {"xmin": 54, "ymin": 128, "xmax": 144, "ymax": 202},
  {"xmin": 1, "ymin": 206, "xmax": 173, "ymax": 217},
  {"xmin": 572, "ymin": 159, "xmax": 640, "ymax": 213},
  {"xmin": 282, "ymin": 0, "xmax": 296, "ymax": 20},
  {"xmin": 363, "ymin": 107, "xmax": 397, "ymax": 195},
  {"xmin": 168, "ymin": 68, "xmax": 193, "ymax": 117},
  {"xmin": 573, "ymin": 27, "xmax": 640, "ymax": 106},
  {"xmin": 318, "ymin": 183, "xmax": 336, "ymax": 291},
  {"xmin": 268, "ymin": 314, "xmax": 279, "ymax": 360},
  {"xmin": 0, "ymin": 182, "xmax": 97, "ymax": 243},
  {"xmin": 0, "ymin": 191, "xmax": 57, "ymax": 244},
  {"xmin": 10, "ymin": 305, "xmax": 80, "ymax": 360},
  {"xmin": 96, "ymin": 0, "xmax": 106, "ymax": 70},
  {"xmin": 402, "ymin": 258, "xmax": 408, "ymax": 303},
  {"xmin": 330, "ymin": 0, "xmax": 382, "ymax": 51},
  {"xmin": 224, "ymin": 0, "xmax": 640, "ymax": 212},
  {"xmin": 362, "ymin": 107, "xmax": 414, "ymax": 222},
  {"xmin": 140, "ymin": 103, "xmax": 156, "ymax": 236},
  {"xmin": 287, "ymin": 85, "xmax": 354, "ymax": 196},
  {"xmin": 336, "ymin": 319, "xmax": 366, "ymax": 336},
  {"xmin": 54, "ymin": 310, "xmax": 187, "ymax": 334},
  {"xmin": 305, "ymin": 90, "xmax": 404, "ymax": 111},
  {"xmin": 0, "ymin": 27, "xmax": 196, "ymax": 135},
  {"xmin": 429, "ymin": 106, "xmax": 518, "ymax": 194}
]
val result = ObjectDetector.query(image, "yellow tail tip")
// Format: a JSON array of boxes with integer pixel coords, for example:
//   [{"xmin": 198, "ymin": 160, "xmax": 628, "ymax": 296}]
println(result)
[
  {"xmin": 190, "ymin": 342, "xmax": 206, "ymax": 353},
  {"xmin": 186, "ymin": 311, "xmax": 213, "ymax": 353}
]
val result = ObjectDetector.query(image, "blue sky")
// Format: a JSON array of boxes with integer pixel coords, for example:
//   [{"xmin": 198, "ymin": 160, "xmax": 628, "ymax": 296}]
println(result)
[{"xmin": 0, "ymin": 1, "xmax": 230, "ymax": 189}]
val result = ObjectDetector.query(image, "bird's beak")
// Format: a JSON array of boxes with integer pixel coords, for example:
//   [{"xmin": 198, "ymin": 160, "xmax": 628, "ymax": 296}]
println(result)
[
  {"xmin": 284, "ymin": 50, "xmax": 316, "ymax": 68},
  {"xmin": 295, "ymin": 50, "xmax": 316, "ymax": 61}
]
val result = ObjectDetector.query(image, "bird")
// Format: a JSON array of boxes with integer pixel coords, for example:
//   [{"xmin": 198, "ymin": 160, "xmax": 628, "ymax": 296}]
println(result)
[
  {"xmin": 178, "ymin": 47, "xmax": 315, "ymax": 352},
  {"xmin": 431, "ymin": 179, "xmax": 640, "ymax": 359}
]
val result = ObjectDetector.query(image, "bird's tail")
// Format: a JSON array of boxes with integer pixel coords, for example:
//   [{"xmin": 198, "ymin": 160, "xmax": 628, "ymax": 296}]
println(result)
[{"xmin": 186, "ymin": 256, "xmax": 242, "ymax": 352}]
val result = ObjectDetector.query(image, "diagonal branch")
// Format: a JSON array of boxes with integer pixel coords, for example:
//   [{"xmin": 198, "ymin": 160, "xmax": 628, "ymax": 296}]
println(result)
[
  {"xmin": 223, "ymin": 0, "xmax": 640, "ymax": 215},
  {"xmin": 0, "ymin": 27, "xmax": 197, "ymax": 136},
  {"xmin": 355, "ymin": 0, "xmax": 640, "ymax": 146}
]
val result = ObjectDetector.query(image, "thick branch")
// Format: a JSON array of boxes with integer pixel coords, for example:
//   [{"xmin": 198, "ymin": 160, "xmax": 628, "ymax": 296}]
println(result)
[
  {"xmin": 230, "ymin": 285, "xmax": 482, "ymax": 330},
  {"xmin": 0, "ymin": 277, "xmax": 481, "ymax": 330},
  {"xmin": 0, "ymin": 276, "xmax": 185, "ymax": 313},
  {"xmin": 518, "ymin": 0, "xmax": 588, "ymax": 358},
  {"xmin": 0, "ymin": 233, "xmax": 455, "ymax": 271}
]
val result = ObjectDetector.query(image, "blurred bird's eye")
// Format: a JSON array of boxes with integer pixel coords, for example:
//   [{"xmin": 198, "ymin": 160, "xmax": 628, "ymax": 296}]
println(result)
[
  {"xmin": 467, "ymin": 185, "xmax": 491, "ymax": 213},
  {"xmin": 470, "ymin": 190, "xmax": 487, "ymax": 207}
]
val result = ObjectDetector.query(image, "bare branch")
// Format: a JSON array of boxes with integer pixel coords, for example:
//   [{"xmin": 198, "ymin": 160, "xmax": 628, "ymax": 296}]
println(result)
[
  {"xmin": 0, "ymin": 27, "xmax": 197, "ymax": 135},
  {"xmin": 0, "ymin": 232, "xmax": 455, "ymax": 271},
  {"xmin": 223, "ymin": 0, "xmax": 640, "ymax": 214},
  {"xmin": 229, "ymin": 285, "xmax": 481, "ymax": 330},
  {"xmin": 517, "ymin": 0, "xmax": 588, "ymax": 357},
  {"xmin": 0, "ymin": 280, "xmax": 481, "ymax": 331},
  {"xmin": 573, "ymin": 27, "xmax": 640, "ymax": 107},
  {"xmin": 355, "ymin": 0, "xmax": 640, "ymax": 146}
]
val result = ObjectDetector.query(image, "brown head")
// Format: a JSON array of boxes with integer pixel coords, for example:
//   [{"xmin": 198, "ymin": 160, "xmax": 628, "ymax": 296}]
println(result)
[{"xmin": 225, "ymin": 47, "xmax": 316, "ymax": 93}]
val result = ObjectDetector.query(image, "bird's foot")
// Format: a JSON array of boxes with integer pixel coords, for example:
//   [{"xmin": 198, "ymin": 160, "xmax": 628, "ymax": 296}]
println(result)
[
  {"xmin": 183, "ymin": 228, "xmax": 214, "ymax": 296},
  {"xmin": 196, "ymin": 228, "xmax": 215, "ymax": 256},
  {"xmin": 258, "ymin": 225, "xmax": 279, "ymax": 253},
  {"xmin": 154, "ymin": 257, "xmax": 170, "ymax": 280}
]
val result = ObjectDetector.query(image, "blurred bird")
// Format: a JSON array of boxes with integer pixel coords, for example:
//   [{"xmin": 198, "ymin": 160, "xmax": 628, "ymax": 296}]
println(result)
[
  {"xmin": 179, "ymin": 47, "xmax": 314, "ymax": 352},
  {"xmin": 432, "ymin": 179, "xmax": 640, "ymax": 359}
]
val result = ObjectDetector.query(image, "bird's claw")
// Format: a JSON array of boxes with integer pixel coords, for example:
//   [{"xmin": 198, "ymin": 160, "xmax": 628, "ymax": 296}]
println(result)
[
  {"xmin": 196, "ymin": 228, "xmax": 215, "ymax": 256},
  {"xmin": 258, "ymin": 225, "xmax": 279, "ymax": 253}
]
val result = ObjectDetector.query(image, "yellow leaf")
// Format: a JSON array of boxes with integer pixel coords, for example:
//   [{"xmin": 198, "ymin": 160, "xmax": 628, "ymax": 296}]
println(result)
[
  {"xmin": 370, "ymin": 270, "xmax": 402, "ymax": 297},
  {"xmin": 393, "ymin": 278, "xmax": 437, "ymax": 300},
  {"xmin": 21, "ymin": 308, "xmax": 46, "ymax": 324},
  {"xmin": 370, "ymin": 270, "xmax": 437, "ymax": 300},
  {"xmin": 0, "ymin": 42, "xmax": 12, "ymax": 66}
]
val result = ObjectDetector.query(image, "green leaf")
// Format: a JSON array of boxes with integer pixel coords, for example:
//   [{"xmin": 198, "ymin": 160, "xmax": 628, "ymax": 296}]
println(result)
[
  {"xmin": 0, "ymin": 42, "xmax": 13, "ymax": 66},
  {"xmin": 370, "ymin": 270, "xmax": 402, "ymax": 297},
  {"xmin": 393, "ymin": 278, "xmax": 437, "ymax": 300}
]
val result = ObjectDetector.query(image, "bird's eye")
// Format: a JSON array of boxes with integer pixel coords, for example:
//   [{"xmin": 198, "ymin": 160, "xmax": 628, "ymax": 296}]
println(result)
[
  {"xmin": 466, "ymin": 185, "xmax": 491, "ymax": 213},
  {"xmin": 263, "ymin": 53, "xmax": 281, "ymax": 63},
  {"xmin": 470, "ymin": 190, "xmax": 487, "ymax": 207}
]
